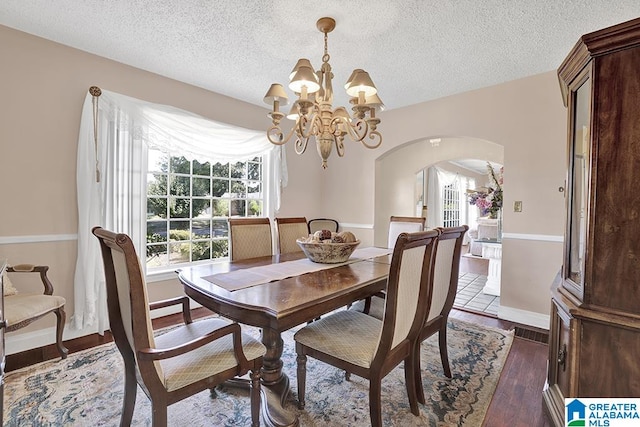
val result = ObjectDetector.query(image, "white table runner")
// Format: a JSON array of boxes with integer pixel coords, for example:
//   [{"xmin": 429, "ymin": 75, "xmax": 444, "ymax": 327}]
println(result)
[{"xmin": 203, "ymin": 246, "xmax": 392, "ymax": 292}]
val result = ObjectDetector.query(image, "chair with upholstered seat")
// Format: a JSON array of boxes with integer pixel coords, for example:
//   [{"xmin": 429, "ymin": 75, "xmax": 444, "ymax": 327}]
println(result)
[
  {"xmin": 412, "ymin": 225, "xmax": 467, "ymax": 402},
  {"xmin": 228, "ymin": 217, "xmax": 273, "ymax": 261},
  {"xmin": 353, "ymin": 225, "xmax": 468, "ymax": 401},
  {"xmin": 387, "ymin": 216, "xmax": 426, "ymax": 249},
  {"xmin": 294, "ymin": 229, "xmax": 440, "ymax": 426},
  {"xmin": 275, "ymin": 217, "xmax": 309, "ymax": 254},
  {"xmin": 307, "ymin": 218, "xmax": 339, "ymax": 234},
  {"xmin": 3, "ymin": 264, "xmax": 68, "ymax": 359},
  {"xmin": 92, "ymin": 227, "xmax": 266, "ymax": 427},
  {"xmin": 347, "ymin": 215, "xmax": 426, "ymax": 314}
]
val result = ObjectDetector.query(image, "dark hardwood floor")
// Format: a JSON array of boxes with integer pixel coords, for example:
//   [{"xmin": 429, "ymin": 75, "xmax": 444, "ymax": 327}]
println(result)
[
  {"xmin": 451, "ymin": 310, "xmax": 552, "ymax": 427},
  {"xmin": 6, "ymin": 306, "xmax": 552, "ymax": 426}
]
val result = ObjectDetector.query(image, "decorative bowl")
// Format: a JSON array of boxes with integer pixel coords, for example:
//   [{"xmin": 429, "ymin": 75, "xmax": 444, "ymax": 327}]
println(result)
[{"xmin": 296, "ymin": 239, "xmax": 361, "ymax": 264}]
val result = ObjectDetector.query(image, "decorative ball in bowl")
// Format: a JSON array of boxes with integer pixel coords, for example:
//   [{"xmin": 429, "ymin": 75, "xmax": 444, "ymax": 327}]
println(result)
[{"xmin": 296, "ymin": 238, "xmax": 360, "ymax": 264}]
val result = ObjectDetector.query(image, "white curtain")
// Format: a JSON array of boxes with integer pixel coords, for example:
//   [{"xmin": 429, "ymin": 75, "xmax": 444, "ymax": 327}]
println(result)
[
  {"xmin": 426, "ymin": 166, "xmax": 455, "ymax": 229},
  {"xmin": 73, "ymin": 89, "xmax": 285, "ymax": 333},
  {"xmin": 426, "ymin": 166, "xmax": 475, "ymax": 237}
]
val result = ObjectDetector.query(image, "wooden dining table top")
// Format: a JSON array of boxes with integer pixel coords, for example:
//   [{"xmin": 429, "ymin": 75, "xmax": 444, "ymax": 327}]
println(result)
[{"xmin": 177, "ymin": 251, "xmax": 391, "ymax": 331}]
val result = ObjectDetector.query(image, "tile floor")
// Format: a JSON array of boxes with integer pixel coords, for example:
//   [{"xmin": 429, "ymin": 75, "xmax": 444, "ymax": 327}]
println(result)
[{"xmin": 454, "ymin": 272, "xmax": 500, "ymax": 316}]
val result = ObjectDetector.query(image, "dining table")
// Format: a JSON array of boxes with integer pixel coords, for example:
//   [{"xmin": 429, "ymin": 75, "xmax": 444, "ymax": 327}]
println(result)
[{"xmin": 176, "ymin": 247, "xmax": 392, "ymax": 427}]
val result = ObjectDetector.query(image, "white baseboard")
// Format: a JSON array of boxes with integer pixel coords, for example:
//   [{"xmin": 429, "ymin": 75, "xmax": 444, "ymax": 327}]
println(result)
[
  {"xmin": 6, "ymin": 301, "xmax": 202, "ymax": 355},
  {"xmin": 498, "ymin": 305, "xmax": 550, "ymax": 330}
]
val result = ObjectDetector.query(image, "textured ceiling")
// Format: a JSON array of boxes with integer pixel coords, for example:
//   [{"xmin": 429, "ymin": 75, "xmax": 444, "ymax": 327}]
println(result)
[{"xmin": 1, "ymin": 1, "xmax": 639, "ymax": 111}]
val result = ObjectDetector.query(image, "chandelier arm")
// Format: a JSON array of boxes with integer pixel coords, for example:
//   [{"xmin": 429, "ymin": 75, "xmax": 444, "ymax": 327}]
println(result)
[
  {"xmin": 295, "ymin": 135, "xmax": 309, "ymax": 155},
  {"xmin": 267, "ymin": 125, "xmax": 296, "ymax": 146},
  {"xmin": 345, "ymin": 118, "xmax": 369, "ymax": 142},
  {"xmin": 328, "ymin": 115, "xmax": 363, "ymax": 142},
  {"xmin": 363, "ymin": 130, "xmax": 383, "ymax": 149},
  {"xmin": 296, "ymin": 111, "xmax": 322, "ymax": 139}
]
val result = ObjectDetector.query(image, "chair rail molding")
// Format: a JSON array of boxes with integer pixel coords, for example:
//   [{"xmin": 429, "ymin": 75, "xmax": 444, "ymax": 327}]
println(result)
[
  {"xmin": 502, "ymin": 233, "xmax": 563, "ymax": 242},
  {"xmin": 0, "ymin": 234, "xmax": 78, "ymax": 245}
]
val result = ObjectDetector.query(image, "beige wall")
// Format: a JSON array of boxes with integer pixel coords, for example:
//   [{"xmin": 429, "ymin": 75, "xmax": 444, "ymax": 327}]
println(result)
[{"xmin": 1, "ymin": 23, "xmax": 568, "ymax": 350}]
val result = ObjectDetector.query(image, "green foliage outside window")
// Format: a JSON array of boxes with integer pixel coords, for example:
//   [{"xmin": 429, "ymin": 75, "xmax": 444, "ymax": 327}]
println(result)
[{"xmin": 145, "ymin": 152, "xmax": 262, "ymax": 268}]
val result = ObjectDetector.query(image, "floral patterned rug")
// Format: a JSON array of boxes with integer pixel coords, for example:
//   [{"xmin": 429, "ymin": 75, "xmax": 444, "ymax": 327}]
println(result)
[{"xmin": 4, "ymin": 318, "xmax": 513, "ymax": 426}]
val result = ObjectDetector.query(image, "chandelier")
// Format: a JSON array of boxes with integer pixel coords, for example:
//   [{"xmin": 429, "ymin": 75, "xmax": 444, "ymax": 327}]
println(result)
[{"xmin": 263, "ymin": 17, "xmax": 383, "ymax": 169}]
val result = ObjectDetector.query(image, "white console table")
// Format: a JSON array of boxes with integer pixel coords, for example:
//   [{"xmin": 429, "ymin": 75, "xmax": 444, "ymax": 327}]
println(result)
[{"xmin": 481, "ymin": 242, "xmax": 502, "ymax": 296}]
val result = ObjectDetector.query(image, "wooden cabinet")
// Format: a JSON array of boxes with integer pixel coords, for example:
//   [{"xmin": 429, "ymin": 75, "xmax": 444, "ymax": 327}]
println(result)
[
  {"xmin": 1, "ymin": 259, "xmax": 6, "ymax": 424},
  {"xmin": 543, "ymin": 17, "xmax": 640, "ymax": 427}
]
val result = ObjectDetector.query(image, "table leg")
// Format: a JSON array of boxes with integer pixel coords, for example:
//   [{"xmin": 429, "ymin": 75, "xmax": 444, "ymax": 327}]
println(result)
[
  {"xmin": 259, "ymin": 328, "xmax": 298, "ymax": 427},
  {"xmin": 226, "ymin": 328, "xmax": 298, "ymax": 427}
]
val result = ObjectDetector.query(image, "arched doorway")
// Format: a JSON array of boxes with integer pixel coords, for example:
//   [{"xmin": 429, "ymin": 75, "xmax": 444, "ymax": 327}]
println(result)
[{"xmin": 374, "ymin": 136, "xmax": 504, "ymax": 315}]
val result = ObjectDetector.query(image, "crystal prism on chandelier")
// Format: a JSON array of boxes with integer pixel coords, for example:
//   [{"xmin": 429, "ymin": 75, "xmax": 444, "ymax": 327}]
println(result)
[{"xmin": 263, "ymin": 17, "xmax": 383, "ymax": 169}]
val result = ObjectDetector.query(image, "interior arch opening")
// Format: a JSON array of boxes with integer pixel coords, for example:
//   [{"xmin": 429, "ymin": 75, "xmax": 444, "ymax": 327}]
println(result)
[{"xmin": 374, "ymin": 136, "xmax": 504, "ymax": 316}]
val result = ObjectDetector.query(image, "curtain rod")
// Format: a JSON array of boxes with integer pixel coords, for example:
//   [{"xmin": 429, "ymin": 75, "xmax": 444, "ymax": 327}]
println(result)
[{"xmin": 89, "ymin": 86, "xmax": 102, "ymax": 97}]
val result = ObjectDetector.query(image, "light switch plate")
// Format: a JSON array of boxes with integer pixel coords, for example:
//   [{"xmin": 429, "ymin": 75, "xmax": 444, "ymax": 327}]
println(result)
[{"xmin": 514, "ymin": 201, "xmax": 523, "ymax": 212}]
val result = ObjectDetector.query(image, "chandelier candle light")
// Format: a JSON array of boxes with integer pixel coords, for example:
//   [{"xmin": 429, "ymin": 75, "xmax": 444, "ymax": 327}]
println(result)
[{"xmin": 263, "ymin": 17, "xmax": 383, "ymax": 169}]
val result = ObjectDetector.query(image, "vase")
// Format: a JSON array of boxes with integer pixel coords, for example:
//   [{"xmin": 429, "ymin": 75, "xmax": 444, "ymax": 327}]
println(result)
[{"xmin": 496, "ymin": 209, "xmax": 503, "ymax": 242}]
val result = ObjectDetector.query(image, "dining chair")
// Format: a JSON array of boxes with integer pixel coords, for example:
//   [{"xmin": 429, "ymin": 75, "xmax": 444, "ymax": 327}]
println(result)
[
  {"xmin": 412, "ymin": 225, "xmax": 467, "ymax": 402},
  {"xmin": 228, "ymin": 217, "xmax": 273, "ymax": 261},
  {"xmin": 92, "ymin": 227, "xmax": 266, "ymax": 427},
  {"xmin": 275, "ymin": 216, "xmax": 308, "ymax": 254},
  {"xmin": 3, "ymin": 264, "xmax": 68, "ymax": 359},
  {"xmin": 294, "ymin": 229, "xmax": 441, "ymax": 426},
  {"xmin": 307, "ymin": 218, "xmax": 339, "ymax": 234},
  {"xmin": 347, "ymin": 215, "xmax": 425, "ymax": 313},
  {"xmin": 387, "ymin": 215, "xmax": 426, "ymax": 249},
  {"xmin": 353, "ymin": 225, "xmax": 468, "ymax": 402}
]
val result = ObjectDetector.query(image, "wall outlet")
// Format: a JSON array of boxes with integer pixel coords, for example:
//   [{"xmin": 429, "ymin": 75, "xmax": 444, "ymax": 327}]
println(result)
[{"xmin": 514, "ymin": 201, "xmax": 523, "ymax": 212}]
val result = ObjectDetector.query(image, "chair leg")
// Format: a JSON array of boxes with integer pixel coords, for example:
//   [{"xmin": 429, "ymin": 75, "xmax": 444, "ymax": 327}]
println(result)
[
  {"xmin": 414, "ymin": 340, "xmax": 426, "ymax": 405},
  {"xmin": 369, "ymin": 377, "xmax": 383, "ymax": 427},
  {"xmin": 296, "ymin": 352, "xmax": 307, "ymax": 409},
  {"xmin": 250, "ymin": 368, "xmax": 261, "ymax": 427},
  {"xmin": 120, "ymin": 361, "xmax": 137, "ymax": 427},
  {"xmin": 438, "ymin": 322, "xmax": 452, "ymax": 378},
  {"xmin": 362, "ymin": 296, "xmax": 372, "ymax": 314},
  {"xmin": 54, "ymin": 307, "xmax": 69, "ymax": 359},
  {"xmin": 404, "ymin": 352, "xmax": 420, "ymax": 416},
  {"xmin": 151, "ymin": 401, "xmax": 168, "ymax": 427}
]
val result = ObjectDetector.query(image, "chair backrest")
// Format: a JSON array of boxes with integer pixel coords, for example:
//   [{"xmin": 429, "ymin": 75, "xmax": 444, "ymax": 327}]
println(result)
[
  {"xmin": 426, "ymin": 225, "xmax": 469, "ymax": 323},
  {"xmin": 307, "ymin": 218, "xmax": 339, "ymax": 234},
  {"xmin": 387, "ymin": 216, "xmax": 426, "ymax": 249},
  {"xmin": 275, "ymin": 217, "xmax": 308, "ymax": 254},
  {"xmin": 92, "ymin": 226, "xmax": 162, "ymax": 386},
  {"xmin": 228, "ymin": 217, "xmax": 273, "ymax": 261},
  {"xmin": 373, "ymin": 229, "xmax": 440, "ymax": 363}
]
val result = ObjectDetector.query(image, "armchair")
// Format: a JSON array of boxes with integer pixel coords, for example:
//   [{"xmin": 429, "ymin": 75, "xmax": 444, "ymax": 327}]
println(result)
[
  {"xmin": 4, "ymin": 264, "xmax": 68, "ymax": 359},
  {"xmin": 92, "ymin": 227, "xmax": 266, "ymax": 426}
]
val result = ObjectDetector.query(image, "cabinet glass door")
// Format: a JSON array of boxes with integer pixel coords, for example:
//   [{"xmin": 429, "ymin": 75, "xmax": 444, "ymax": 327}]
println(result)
[{"xmin": 567, "ymin": 78, "xmax": 591, "ymax": 288}]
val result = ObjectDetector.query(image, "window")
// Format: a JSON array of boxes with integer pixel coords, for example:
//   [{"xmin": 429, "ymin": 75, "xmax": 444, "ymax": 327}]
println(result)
[
  {"xmin": 146, "ymin": 149, "xmax": 264, "ymax": 270},
  {"xmin": 442, "ymin": 181, "xmax": 460, "ymax": 228}
]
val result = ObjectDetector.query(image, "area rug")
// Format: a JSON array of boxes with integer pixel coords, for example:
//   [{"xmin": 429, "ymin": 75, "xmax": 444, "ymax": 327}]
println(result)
[{"xmin": 4, "ymin": 318, "xmax": 513, "ymax": 426}]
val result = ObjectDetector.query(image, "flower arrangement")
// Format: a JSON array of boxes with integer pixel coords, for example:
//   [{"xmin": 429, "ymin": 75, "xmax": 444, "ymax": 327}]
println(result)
[{"xmin": 467, "ymin": 163, "xmax": 503, "ymax": 218}]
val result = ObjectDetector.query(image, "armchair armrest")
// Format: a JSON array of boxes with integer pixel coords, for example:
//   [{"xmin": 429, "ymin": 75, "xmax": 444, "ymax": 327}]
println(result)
[
  {"xmin": 148, "ymin": 295, "xmax": 192, "ymax": 324},
  {"xmin": 137, "ymin": 322, "xmax": 251, "ymax": 367},
  {"xmin": 6, "ymin": 264, "xmax": 54, "ymax": 295}
]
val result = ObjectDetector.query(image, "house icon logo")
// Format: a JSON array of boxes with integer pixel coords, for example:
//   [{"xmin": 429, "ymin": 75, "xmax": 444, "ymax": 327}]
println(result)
[{"xmin": 566, "ymin": 399, "xmax": 586, "ymax": 426}]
